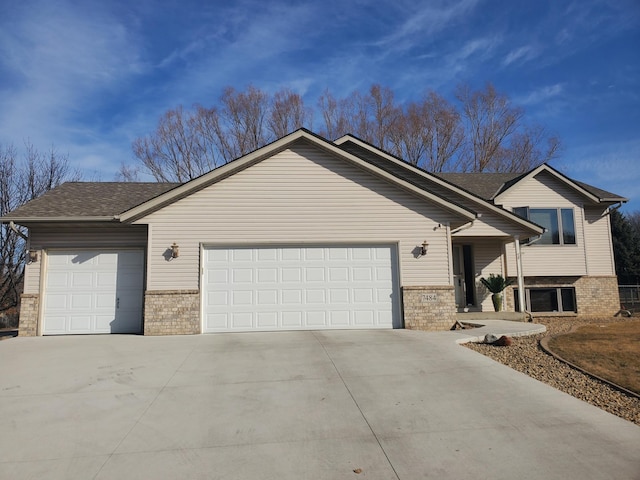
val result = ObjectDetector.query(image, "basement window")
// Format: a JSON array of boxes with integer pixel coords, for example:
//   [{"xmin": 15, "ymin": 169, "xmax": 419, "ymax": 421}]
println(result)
[{"xmin": 514, "ymin": 287, "xmax": 577, "ymax": 313}]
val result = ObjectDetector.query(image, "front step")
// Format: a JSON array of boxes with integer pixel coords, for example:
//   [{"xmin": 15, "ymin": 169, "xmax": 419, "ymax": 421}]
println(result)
[{"xmin": 456, "ymin": 311, "xmax": 527, "ymax": 322}]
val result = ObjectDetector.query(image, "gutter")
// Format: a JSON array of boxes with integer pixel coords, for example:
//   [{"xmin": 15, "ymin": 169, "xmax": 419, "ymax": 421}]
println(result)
[
  {"xmin": 521, "ymin": 231, "xmax": 545, "ymax": 246},
  {"xmin": 2, "ymin": 216, "xmax": 120, "ymax": 224},
  {"xmin": 451, "ymin": 219, "xmax": 475, "ymax": 235},
  {"xmin": 603, "ymin": 201, "xmax": 625, "ymax": 215},
  {"xmin": 9, "ymin": 221, "xmax": 28, "ymax": 241}
]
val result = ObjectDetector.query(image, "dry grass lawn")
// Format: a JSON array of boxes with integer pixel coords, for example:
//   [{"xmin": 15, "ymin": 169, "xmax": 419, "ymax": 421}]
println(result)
[{"xmin": 547, "ymin": 321, "xmax": 640, "ymax": 394}]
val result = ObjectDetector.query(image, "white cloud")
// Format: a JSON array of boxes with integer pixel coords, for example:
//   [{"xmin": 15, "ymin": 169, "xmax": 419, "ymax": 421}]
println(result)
[
  {"xmin": 516, "ymin": 84, "xmax": 564, "ymax": 106},
  {"xmin": 558, "ymin": 139, "xmax": 640, "ymax": 209},
  {"xmin": 502, "ymin": 45, "xmax": 538, "ymax": 66},
  {"xmin": 0, "ymin": 0, "xmax": 144, "ymax": 156},
  {"xmin": 373, "ymin": 0, "xmax": 480, "ymax": 51}
]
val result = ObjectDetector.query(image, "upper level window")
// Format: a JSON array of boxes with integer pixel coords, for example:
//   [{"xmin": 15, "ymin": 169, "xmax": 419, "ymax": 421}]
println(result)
[{"xmin": 513, "ymin": 207, "xmax": 576, "ymax": 245}]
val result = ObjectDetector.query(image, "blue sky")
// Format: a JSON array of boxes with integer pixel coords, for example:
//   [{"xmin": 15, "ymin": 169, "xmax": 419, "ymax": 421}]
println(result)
[{"xmin": 1, "ymin": 0, "xmax": 638, "ymax": 210}]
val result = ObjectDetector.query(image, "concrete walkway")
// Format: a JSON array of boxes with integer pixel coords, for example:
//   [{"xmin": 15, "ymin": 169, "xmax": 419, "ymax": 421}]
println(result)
[{"xmin": 0, "ymin": 323, "xmax": 638, "ymax": 479}]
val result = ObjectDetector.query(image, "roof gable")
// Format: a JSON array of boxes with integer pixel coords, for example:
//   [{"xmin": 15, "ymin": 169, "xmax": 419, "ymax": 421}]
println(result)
[
  {"xmin": 493, "ymin": 164, "xmax": 627, "ymax": 204},
  {"xmin": 120, "ymin": 129, "xmax": 477, "ymax": 223}
]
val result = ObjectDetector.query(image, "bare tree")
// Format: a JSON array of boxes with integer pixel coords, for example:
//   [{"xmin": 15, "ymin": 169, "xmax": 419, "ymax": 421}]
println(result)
[
  {"xmin": 0, "ymin": 143, "xmax": 80, "ymax": 317},
  {"xmin": 455, "ymin": 83, "xmax": 559, "ymax": 172},
  {"xmin": 268, "ymin": 89, "xmax": 312, "ymax": 138},
  {"xmin": 456, "ymin": 83, "xmax": 522, "ymax": 172},
  {"xmin": 129, "ymin": 83, "xmax": 561, "ymax": 181},
  {"xmin": 317, "ymin": 89, "xmax": 352, "ymax": 141},
  {"xmin": 368, "ymin": 84, "xmax": 398, "ymax": 151},
  {"xmin": 115, "ymin": 162, "xmax": 141, "ymax": 182},
  {"xmin": 388, "ymin": 92, "xmax": 463, "ymax": 172},
  {"xmin": 219, "ymin": 86, "xmax": 270, "ymax": 156},
  {"xmin": 132, "ymin": 106, "xmax": 219, "ymax": 182}
]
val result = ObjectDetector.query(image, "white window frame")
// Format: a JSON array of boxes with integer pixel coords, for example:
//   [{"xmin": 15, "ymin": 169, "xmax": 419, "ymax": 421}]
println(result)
[{"xmin": 513, "ymin": 207, "xmax": 576, "ymax": 246}]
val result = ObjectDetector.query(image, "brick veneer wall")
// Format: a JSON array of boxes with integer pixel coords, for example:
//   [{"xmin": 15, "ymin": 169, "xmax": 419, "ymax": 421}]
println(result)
[
  {"xmin": 144, "ymin": 290, "xmax": 200, "ymax": 335},
  {"xmin": 402, "ymin": 285, "xmax": 456, "ymax": 331},
  {"xmin": 18, "ymin": 294, "xmax": 39, "ymax": 336},
  {"xmin": 504, "ymin": 276, "xmax": 620, "ymax": 317}
]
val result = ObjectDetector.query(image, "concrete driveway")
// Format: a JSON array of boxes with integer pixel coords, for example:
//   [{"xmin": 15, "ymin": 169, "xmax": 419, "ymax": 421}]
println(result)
[{"xmin": 1, "ymin": 324, "xmax": 639, "ymax": 479}]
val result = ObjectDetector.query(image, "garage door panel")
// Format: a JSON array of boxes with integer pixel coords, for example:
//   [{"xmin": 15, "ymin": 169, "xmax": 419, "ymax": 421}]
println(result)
[
  {"xmin": 306, "ymin": 289, "xmax": 325, "ymax": 303},
  {"xmin": 282, "ymin": 268, "xmax": 301, "ymax": 282},
  {"xmin": 257, "ymin": 311, "xmax": 277, "ymax": 327},
  {"xmin": 307, "ymin": 311, "xmax": 327, "ymax": 326},
  {"xmin": 257, "ymin": 290, "xmax": 278, "ymax": 305},
  {"xmin": 232, "ymin": 312, "xmax": 253, "ymax": 328},
  {"xmin": 203, "ymin": 245, "xmax": 400, "ymax": 332},
  {"xmin": 43, "ymin": 250, "xmax": 143, "ymax": 335},
  {"xmin": 353, "ymin": 289, "xmax": 374, "ymax": 303},
  {"xmin": 329, "ymin": 289, "xmax": 349, "ymax": 303},
  {"xmin": 282, "ymin": 249, "xmax": 301, "ymax": 261},
  {"xmin": 257, "ymin": 248, "xmax": 278, "ymax": 261},
  {"xmin": 257, "ymin": 268, "xmax": 277, "ymax": 282},
  {"xmin": 282, "ymin": 311, "xmax": 303, "ymax": 327},
  {"xmin": 305, "ymin": 268, "xmax": 324, "ymax": 282},
  {"xmin": 44, "ymin": 316, "xmax": 66, "ymax": 333},
  {"xmin": 352, "ymin": 248, "xmax": 373, "ymax": 260},
  {"xmin": 354, "ymin": 311, "xmax": 374, "ymax": 325},
  {"xmin": 69, "ymin": 315, "xmax": 92, "ymax": 332},
  {"xmin": 209, "ymin": 291, "xmax": 228, "ymax": 305},
  {"xmin": 329, "ymin": 267, "xmax": 349, "ymax": 281},
  {"xmin": 45, "ymin": 293, "xmax": 68, "ymax": 310},
  {"xmin": 232, "ymin": 290, "xmax": 253, "ymax": 305},
  {"xmin": 232, "ymin": 249, "xmax": 252, "ymax": 262},
  {"xmin": 330, "ymin": 311, "xmax": 350, "ymax": 326},
  {"xmin": 71, "ymin": 293, "xmax": 93, "ymax": 309}
]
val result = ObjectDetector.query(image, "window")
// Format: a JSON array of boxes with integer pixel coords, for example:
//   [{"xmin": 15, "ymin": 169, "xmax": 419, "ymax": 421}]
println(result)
[
  {"xmin": 514, "ymin": 287, "xmax": 577, "ymax": 313},
  {"xmin": 513, "ymin": 207, "xmax": 576, "ymax": 245}
]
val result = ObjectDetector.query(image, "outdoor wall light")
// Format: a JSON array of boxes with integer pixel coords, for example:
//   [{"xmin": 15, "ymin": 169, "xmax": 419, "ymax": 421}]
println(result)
[
  {"xmin": 171, "ymin": 243, "xmax": 179, "ymax": 259},
  {"xmin": 28, "ymin": 250, "xmax": 38, "ymax": 263},
  {"xmin": 420, "ymin": 240, "xmax": 429, "ymax": 256}
]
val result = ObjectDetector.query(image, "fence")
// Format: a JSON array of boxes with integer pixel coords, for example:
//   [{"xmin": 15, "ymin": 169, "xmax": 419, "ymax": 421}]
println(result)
[{"xmin": 618, "ymin": 285, "xmax": 640, "ymax": 314}]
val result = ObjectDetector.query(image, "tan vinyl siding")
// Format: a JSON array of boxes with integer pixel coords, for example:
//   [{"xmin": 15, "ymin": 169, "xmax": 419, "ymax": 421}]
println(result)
[
  {"xmin": 139, "ymin": 145, "xmax": 461, "ymax": 290},
  {"xmin": 583, "ymin": 207, "xmax": 615, "ymax": 275},
  {"xmin": 24, "ymin": 224, "xmax": 147, "ymax": 293},
  {"xmin": 416, "ymin": 182, "xmax": 534, "ymax": 238},
  {"xmin": 498, "ymin": 171, "xmax": 588, "ymax": 276}
]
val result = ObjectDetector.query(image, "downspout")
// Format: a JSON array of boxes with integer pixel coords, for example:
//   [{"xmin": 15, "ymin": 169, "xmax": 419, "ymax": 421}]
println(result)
[
  {"xmin": 514, "ymin": 236, "xmax": 526, "ymax": 316},
  {"xmin": 514, "ymin": 231, "xmax": 545, "ymax": 320}
]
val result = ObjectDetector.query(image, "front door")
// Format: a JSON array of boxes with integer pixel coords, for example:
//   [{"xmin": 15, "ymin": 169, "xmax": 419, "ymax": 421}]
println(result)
[
  {"xmin": 453, "ymin": 244, "xmax": 476, "ymax": 310},
  {"xmin": 453, "ymin": 245, "xmax": 466, "ymax": 308}
]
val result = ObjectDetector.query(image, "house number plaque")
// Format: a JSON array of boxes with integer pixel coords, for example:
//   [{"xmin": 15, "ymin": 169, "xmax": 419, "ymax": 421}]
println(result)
[{"xmin": 421, "ymin": 293, "xmax": 438, "ymax": 302}]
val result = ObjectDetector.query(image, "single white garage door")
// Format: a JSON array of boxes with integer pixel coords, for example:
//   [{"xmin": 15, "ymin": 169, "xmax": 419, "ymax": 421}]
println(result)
[
  {"xmin": 203, "ymin": 245, "xmax": 400, "ymax": 332},
  {"xmin": 43, "ymin": 250, "xmax": 144, "ymax": 335}
]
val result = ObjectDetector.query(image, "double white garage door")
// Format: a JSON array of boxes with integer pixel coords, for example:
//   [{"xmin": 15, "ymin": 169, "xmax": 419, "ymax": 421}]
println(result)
[
  {"xmin": 203, "ymin": 245, "xmax": 400, "ymax": 332},
  {"xmin": 42, "ymin": 245, "xmax": 399, "ymax": 334}
]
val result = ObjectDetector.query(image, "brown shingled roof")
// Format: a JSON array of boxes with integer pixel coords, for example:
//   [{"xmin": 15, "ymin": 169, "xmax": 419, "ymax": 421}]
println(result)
[
  {"xmin": 432, "ymin": 173, "xmax": 519, "ymax": 200},
  {"xmin": 2, "ymin": 182, "xmax": 179, "ymax": 220}
]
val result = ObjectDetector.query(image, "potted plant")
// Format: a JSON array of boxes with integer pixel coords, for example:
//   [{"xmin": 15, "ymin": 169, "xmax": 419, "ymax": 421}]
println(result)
[{"xmin": 480, "ymin": 274, "xmax": 513, "ymax": 312}]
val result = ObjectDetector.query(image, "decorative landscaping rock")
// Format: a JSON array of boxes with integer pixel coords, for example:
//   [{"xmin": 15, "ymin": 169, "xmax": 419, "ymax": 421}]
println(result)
[
  {"xmin": 493, "ymin": 335, "xmax": 513, "ymax": 346},
  {"xmin": 484, "ymin": 333, "xmax": 499, "ymax": 344}
]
